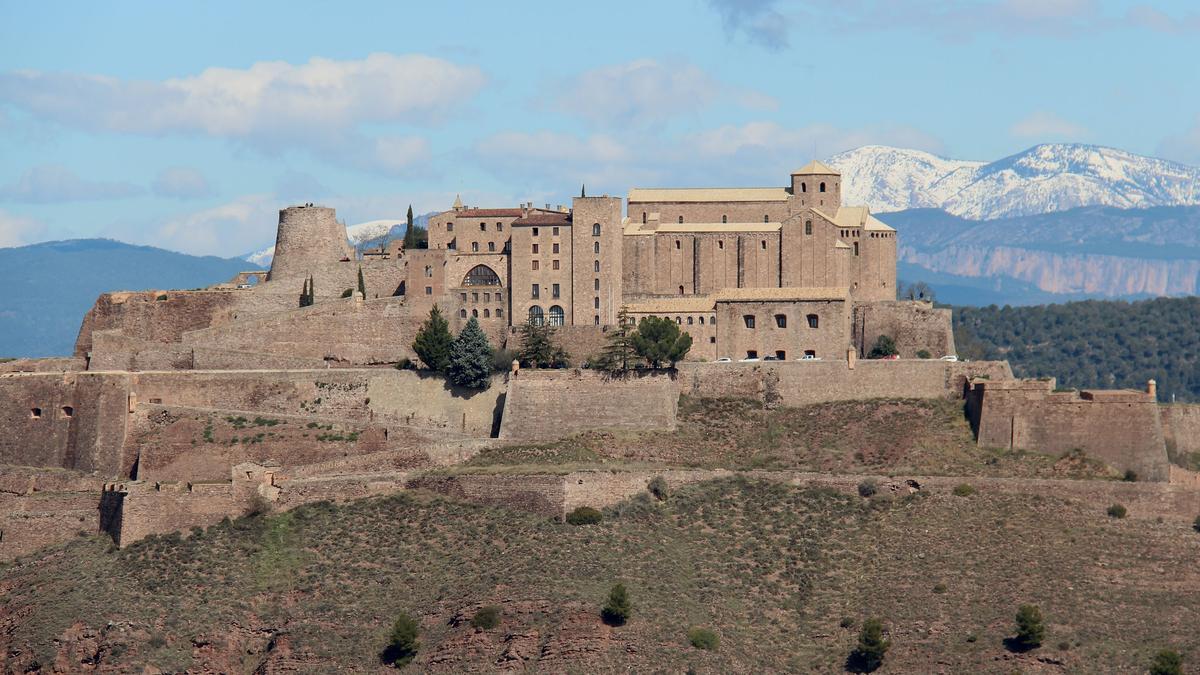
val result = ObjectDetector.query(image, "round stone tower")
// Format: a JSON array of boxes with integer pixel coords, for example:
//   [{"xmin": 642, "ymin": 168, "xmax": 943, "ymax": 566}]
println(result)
[{"xmin": 267, "ymin": 205, "xmax": 353, "ymax": 281}]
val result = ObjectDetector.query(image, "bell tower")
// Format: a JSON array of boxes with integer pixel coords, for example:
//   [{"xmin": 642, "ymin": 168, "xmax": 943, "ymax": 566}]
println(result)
[{"xmin": 790, "ymin": 160, "xmax": 842, "ymax": 211}]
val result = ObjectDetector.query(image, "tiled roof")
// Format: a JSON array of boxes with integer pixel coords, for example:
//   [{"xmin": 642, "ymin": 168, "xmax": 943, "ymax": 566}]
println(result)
[
  {"xmin": 457, "ymin": 208, "xmax": 524, "ymax": 218},
  {"xmin": 627, "ymin": 187, "xmax": 790, "ymax": 203},
  {"xmin": 653, "ymin": 222, "xmax": 781, "ymax": 233},
  {"xmin": 792, "ymin": 160, "xmax": 839, "ymax": 175},
  {"xmin": 512, "ymin": 212, "xmax": 572, "ymax": 226}
]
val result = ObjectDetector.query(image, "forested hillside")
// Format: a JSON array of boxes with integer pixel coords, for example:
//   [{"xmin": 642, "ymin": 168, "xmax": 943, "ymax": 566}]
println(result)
[{"xmin": 952, "ymin": 297, "xmax": 1200, "ymax": 402}]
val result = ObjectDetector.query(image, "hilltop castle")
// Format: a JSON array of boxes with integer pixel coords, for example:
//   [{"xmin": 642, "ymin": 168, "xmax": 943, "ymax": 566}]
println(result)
[{"xmin": 1, "ymin": 160, "xmax": 1191, "ymax": 560}]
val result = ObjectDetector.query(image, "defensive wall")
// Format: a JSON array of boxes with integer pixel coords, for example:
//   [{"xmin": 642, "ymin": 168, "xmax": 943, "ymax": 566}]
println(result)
[
  {"xmin": 0, "ymin": 466, "xmax": 107, "ymax": 561},
  {"xmin": 498, "ymin": 369, "xmax": 679, "ymax": 441},
  {"xmin": 675, "ymin": 358, "xmax": 1012, "ymax": 408},
  {"xmin": 1161, "ymin": 403, "xmax": 1200, "ymax": 461},
  {"xmin": 852, "ymin": 300, "xmax": 956, "ymax": 358},
  {"xmin": 968, "ymin": 378, "xmax": 1170, "ymax": 481}
]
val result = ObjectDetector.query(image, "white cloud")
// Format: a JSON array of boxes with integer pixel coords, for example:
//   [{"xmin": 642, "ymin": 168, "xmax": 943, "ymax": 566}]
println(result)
[
  {"xmin": 472, "ymin": 121, "xmax": 944, "ymax": 194},
  {"xmin": 0, "ymin": 53, "xmax": 485, "ymax": 174},
  {"xmin": 104, "ymin": 194, "xmax": 278, "ymax": 257},
  {"xmin": 0, "ymin": 209, "xmax": 45, "ymax": 247},
  {"xmin": 152, "ymin": 166, "xmax": 212, "ymax": 199},
  {"xmin": 555, "ymin": 59, "xmax": 776, "ymax": 127},
  {"xmin": 0, "ymin": 165, "xmax": 142, "ymax": 203},
  {"xmin": 1010, "ymin": 111, "xmax": 1088, "ymax": 140},
  {"xmin": 706, "ymin": 0, "xmax": 790, "ymax": 49}
]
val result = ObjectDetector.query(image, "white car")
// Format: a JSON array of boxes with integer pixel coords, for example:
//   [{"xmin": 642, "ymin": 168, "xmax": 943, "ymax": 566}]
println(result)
[
  {"xmin": 797, "ymin": 354, "xmax": 821, "ymax": 361},
  {"xmin": 738, "ymin": 356, "xmax": 760, "ymax": 363},
  {"xmin": 715, "ymin": 357, "xmax": 733, "ymax": 363},
  {"xmin": 940, "ymin": 355, "xmax": 959, "ymax": 362}
]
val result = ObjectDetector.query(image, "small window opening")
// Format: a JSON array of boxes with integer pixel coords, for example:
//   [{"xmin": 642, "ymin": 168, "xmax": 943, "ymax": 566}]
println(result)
[
  {"xmin": 807, "ymin": 314, "xmax": 819, "ymax": 328},
  {"xmin": 30, "ymin": 407, "xmax": 42, "ymax": 419},
  {"xmin": 743, "ymin": 315, "xmax": 756, "ymax": 329},
  {"xmin": 775, "ymin": 314, "xmax": 787, "ymax": 328}
]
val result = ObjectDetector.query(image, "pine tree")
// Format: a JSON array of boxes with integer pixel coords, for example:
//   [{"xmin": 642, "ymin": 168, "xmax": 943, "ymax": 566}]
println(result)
[
  {"xmin": 846, "ymin": 618, "xmax": 890, "ymax": 673},
  {"xmin": 867, "ymin": 335, "xmax": 898, "ymax": 359},
  {"xmin": 631, "ymin": 316, "xmax": 692, "ymax": 368},
  {"xmin": 411, "ymin": 305, "xmax": 453, "ymax": 372},
  {"xmin": 595, "ymin": 307, "xmax": 638, "ymax": 372},
  {"xmin": 357, "ymin": 265, "xmax": 367, "ymax": 298},
  {"xmin": 446, "ymin": 317, "xmax": 494, "ymax": 389},
  {"xmin": 382, "ymin": 611, "xmax": 420, "ymax": 665},
  {"xmin": 517, "ymin": 320, "xmax": 564, "ymax": 368},
  {"xmin": 600, "ymin": 583, "xmax": 631, "ymax": 626},
  {"xmin": 1012, "ymin": 604, "xmax": 1045, "ymax": 650}
]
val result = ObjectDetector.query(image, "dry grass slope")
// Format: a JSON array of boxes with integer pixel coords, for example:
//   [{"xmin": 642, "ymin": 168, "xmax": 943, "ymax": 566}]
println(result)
[{"xmin": 2, "ymin": 477, "xmax": 1197, "ymax": 672}]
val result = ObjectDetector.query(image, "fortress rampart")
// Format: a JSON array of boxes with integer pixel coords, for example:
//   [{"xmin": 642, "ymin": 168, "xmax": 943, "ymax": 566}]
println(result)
[
  {"xmin": 968, "ymin": 378, "xmax": 1169, "ymax": 480},
  {"xmin": 498, "ymin": 369, "xmax": 679, "ymax": 441},
  {"xmin": 1161, "ymin": 403, "xmax": 1200, "ymax": 461},
  {"xmin": 268, "ymin": 205, "xmax": 354, "ymax": 281}
]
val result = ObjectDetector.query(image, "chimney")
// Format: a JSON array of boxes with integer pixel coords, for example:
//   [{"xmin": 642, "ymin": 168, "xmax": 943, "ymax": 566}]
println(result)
[{"xmin": 1147, "ymin": 379, "xmax": 1157, "ymax": 399}]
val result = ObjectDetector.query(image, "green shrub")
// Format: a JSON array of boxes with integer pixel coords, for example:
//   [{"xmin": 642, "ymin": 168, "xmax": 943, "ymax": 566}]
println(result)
[
  {"xmin": 470, "ymin": 605, "xmax": 501, "ymax": 630},
  {"xmin": 1122, "ymin": 469, "xmax": 1138, "ymax": 482},
  {"xmin": 155, "ymin": 294, "xmax": 168, "ymax": 301},
  {"xmin": 846, "ymin": 618, "xmax": 889, "ymax": 672},
  {"xmin": 932, "ymin": 582, "xmax": 947, "ymax": 594},
  {"xmin": 867, "ymin": 335, "xmax": 898, "ymax": 359},
  {"xmin": 857, "ymin": 479, "xmax": 877, "ymax": 498},
  {"xmin": 688, "ymin": 627, "xmax": 719, "ymax": 651},
  {"xmin": 1011, "ymin": 604, "xmax": 1044, "ymax": 651},
  {"xmin": 1150, "ymin": 649, "xmax": 1184, "ymax": 675},
  {"xmin": 647, "ymin": 476, "xmax": 670, "ymax": 501},
  {"xmin": 1107, "ymin": 503, "xmax": 1128, "ymax": 519},
  {"xmin": 601, "ymin": 584, "xmax": 631, "ymax": 626},
  {"xmin": 382, "ymin": 611, "xmax": 420, "ymax": 665},
  {"xmin": 915, "ymin": 349, "xmax": 932, "ymax": 359},
  {"xmin": 952, "ymin": 483, "xmax": 975, "ymax": 497},
  {"xmin": 340, "ymin": 288, "xmax": 353, "ymax": 298},
  {"xmin": 394, "ymin": 358, "xmax": 415, "ymax": 370},
  {"xmin": 839, "ymin": 616, "xmax": 856, "ymax": 629},
  {"xmin": 566, "ymin": 506, "xmax": 602, "ymax": 526}
]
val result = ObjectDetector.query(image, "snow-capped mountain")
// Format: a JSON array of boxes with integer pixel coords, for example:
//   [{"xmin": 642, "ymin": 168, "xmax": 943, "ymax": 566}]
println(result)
[
  {"xmin": 829, "ymin": 144, "xmax": 1200, "ymax": 220},
  {"xmin": 244, "ymin": 217, "xmax": 412, "ymax": 267}
]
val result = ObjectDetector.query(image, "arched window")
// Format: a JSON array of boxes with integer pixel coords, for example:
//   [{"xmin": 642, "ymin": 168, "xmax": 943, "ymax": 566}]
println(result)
[
  {"xmin": 687, "ymin": 316, "xmax": 694, "ymax": 325},
  {"xmin": 699, "ymin": 316, "xmax": 705, "ymax": 325},
  {"xmin": 642, "ymin": 212, "xmax": 647, "ymax": 224},
  {"xmin": 472, "ymin": 308, "xmax": 478, "ymax": 318},
  {"xmin": 593, "ymin": 260, "xmax": 600, "ymax": 272},
  {"xmin": 459, "ymin": 309, "xmax": 467, "ymax": 318},
  {"xmin": 528, "ymin": 305, "xmax": 545, "ymax": 326},
  {"xmin": 721, "ymin": 215, "xmax": 727, "ymax": 223},
  {"xmin": 819, "ymin": 182, "xmax": 826, "ymax": 193},
  {"xmin": 763, "ymin": 215, "xmax": 769, "ymax": 223},
  {"xmin": 805, "ymin": 220, "xmax": 813, "ymax": 236},
  {"xmin": 678, "ymin": 215, "xmax": 684, "ymax": 223},
  {"xmin": 593, "ymin": 242, "xmax": 600, "ymax": 254},
  {"xmin": 496, "ymin": 308, "xmax": 504, "ymax": 318},
  {"xmin": 548, "ymin": 305, "xmax": 565, "ymax": 326},
  {"xmin": 807, "ymin": 314, "xmax": 819, "ymax": 328},
  {"xmin": 483, "ymin": 308, "xmax": 490, "ymax": 318},
  {"xmin": 676, "ymin": 316, "xmax": 682, "ymax": 324},
  {"xmin": 678, "ymin": 285, "xmax": 684, "ymax": 295},
  {"xmin": 801, "ymin": 182, "xmax": 807, "ymax": 193},
  {"xmin": 424, "ymin": 265, "xmax": 432, "ymax": 277},
  {"xmin": 463, "ymin": 265, "xmax": 501, "ymax": 287},
  {"xmin": 592, "ymin": 223, "xmax": 601, "ymax": 236},
  {"xmin": 853, "ymin": 241, "xmax": 859, "ymax": 256}
]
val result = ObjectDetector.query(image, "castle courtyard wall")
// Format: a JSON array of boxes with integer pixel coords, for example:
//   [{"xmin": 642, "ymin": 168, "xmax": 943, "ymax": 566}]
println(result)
[
  {"xmin": 852, "ymin": 300, "xmax": 955, "ymax": 358},
  {"xmin": 498, "ymin": 370, "xmax": 678, "ymax": 441},
  {"xmin": 1160, "ymin": 404, "xmax": 1200, "ymax": 459}
]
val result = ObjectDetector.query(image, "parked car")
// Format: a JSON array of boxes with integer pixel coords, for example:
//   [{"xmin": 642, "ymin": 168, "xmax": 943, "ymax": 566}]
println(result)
[
  {"xmin": 236, "ymin": 283, "xmax": 253, "ymax": 289},
  {"xmin": 715, "ymin": 357, "xmax": 733, "ymax": 363},
  {"xmin": 940, "ymin": 354, "xmax": 959, "ymax": 362},
  {"xmin": 738, "ymin": 356, "xmax": 760, "ymax": 363},
  {"xmin": 797, "ymin": 354, "xmax": 821, "ymax": 361},
  {"xmin": 763, "ymin": 355, "xmax": 779, "ymax": 361}
]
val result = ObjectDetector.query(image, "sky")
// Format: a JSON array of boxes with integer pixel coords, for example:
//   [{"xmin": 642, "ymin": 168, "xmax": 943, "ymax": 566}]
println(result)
[{"xmin": 1, "ymin": 0, "xmax": 1198, "ymax": 257}]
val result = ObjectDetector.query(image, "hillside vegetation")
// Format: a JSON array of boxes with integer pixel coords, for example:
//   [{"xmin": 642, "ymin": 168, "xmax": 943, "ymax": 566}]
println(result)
[
  {"xmin": 2, "ymin": 478, "xmax": 1196, "ymax": 672},
  {"xmin": 953, "ymin": 296, "xmax": 1200, "ymax": 402}
]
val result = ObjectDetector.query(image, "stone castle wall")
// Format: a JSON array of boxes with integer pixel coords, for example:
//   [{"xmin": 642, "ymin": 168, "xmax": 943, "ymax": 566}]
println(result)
[
  {"xmin": 1161, "ymin": 404, "xmax": 1200, "ymax": 460},
  {"xmin": 852, "ymin": 301, "xmax": 955, "ymax": 358},
  {"xmin": 676, "ymin": 359, "xmax": 1012, "ymax": 407},
  {"xmin": 969, "ymin": 379, "xmax": 1170, "ymax": 481},
  {"xmin": 498, "ymin": 369, "xmax": 678, "ymax": 441},
  {"xmin": 268, "ymin": 206, "xmax": 354, "ymax": 281},
  {"xmin": 74, "ymin": 291, "xmax": 239, "ymax": 358},
  {"xmin": 0, "ymin": 467, "xmax": 107, "ymax": 561}
]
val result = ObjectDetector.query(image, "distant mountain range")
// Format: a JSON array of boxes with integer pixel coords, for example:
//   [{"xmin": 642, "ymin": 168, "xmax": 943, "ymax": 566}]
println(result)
[
  {"xmin": 830, "ymin": 143, "xmax": 1200, "ymax": 219},
  {"xmin": 0, "ymin": 239, "xmax": 254, "ymax": 358}
]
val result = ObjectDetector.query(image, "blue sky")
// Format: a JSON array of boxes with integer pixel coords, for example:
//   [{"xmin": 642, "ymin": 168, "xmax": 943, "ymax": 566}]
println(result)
[{"xmin": 1, "ymin": 0, "xmax": 1198, "ymax": 256}]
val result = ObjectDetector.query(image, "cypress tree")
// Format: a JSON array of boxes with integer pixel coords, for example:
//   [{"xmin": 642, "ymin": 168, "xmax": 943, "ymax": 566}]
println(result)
[
  {"xmin": 595, "ymin": 307, "xmax": 638, "ymax": 372},
  {"xmin": 357, "ymin": 265, "xmax": 367, "ymax": 298},
  {"xmin": 411, "ymin": 305, "xmax": 453, "ymax": 372},
  {"xmin": 446, "ymin": 317, "xmax": 494, "ymax": 389}
]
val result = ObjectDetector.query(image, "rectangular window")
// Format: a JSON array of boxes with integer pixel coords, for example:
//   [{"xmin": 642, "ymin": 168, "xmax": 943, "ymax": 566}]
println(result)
[
  {"xmin": 552, "ymin": 259, "xmax": 560, "ymax": 270},
  {"xmin": 593, "ymin": 260, "xmax": 600, "ymax": 272},
  {"xmin": 484, "ymin": 292, "xmax": 491, "ymax": 301},
  {"xmin": 552, "ymin": 226, "xmax": 559, "ymax": 236},
  {"xmin": 593, "ymin": 278, "xmax": 599, "ymax": 291},
  {"xmin": 775, "ymin": 314, "xmax": 787, "ymax": 328},
  {"xmin": 532, "ymin": 260, "xmax": 540, "ymax": 271},
  {"xmin": 746, "ymin": 350, "xmax": 758, "ymax": 359},
  {"xmin": 488, "ymin": 242, "xmax": 495, "ymax": 252},
  {"xmin": 595, "ymin": 315, "xmax": 600, "ymax": 325},
  {"xmin": 497, "ymin": 308, "xmax": 504, "ymax": 317},
  {"xmin": 743, "ymin": 315, "xmax": 756, "ymax": 329},
  {"xmin": 425, "ymin": 286, "xmax": 432, "ymax": 295},
  {"xmin": 532, "ymin": 284, "xmax": 540, "ymax": 299},
  {"xmin": 552, "ymin": 283, "xmax": 560, "ymax": 298},
  {"xmin": 472, "ymin": 292, "xmax": 478, "ymax": 301},
  {"xmin": 552, "ymin": 243, "xmax": 560, "ymax": 254},
  {"xmin": 807, "ymin": 314, "xmax": 819, "ymax": 328},
  {"xmin": 776, "ymin": 350, "xmax": 786, "ymax": 360},
  {"xmin": 496, "ymin": 222, "xmax": 503, "ymax": 231},
  {"xmin": 460, "ymin": 293, "xmax": 467, "ymax": 301},
  {"xmin": 447, "ymin": 222, "xmax": 454, "ymax": 232},
  {"xmin": 594, "ymin": 297, "xmax": 599, "ymax": 309},
  {"xmin": 480, "ymin": 222, "xmax": 486, "ymax": 231},
  {"xmin": 532, "ymin": 227, "xmax": 539, "ymax": 236},
  {"xmin": 471, "ymin": 242, "xmax": 479, "ymax": 252},
  {"xmin": 532, "ymin": 243, "xmax": 539, "ymax": 254}
]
